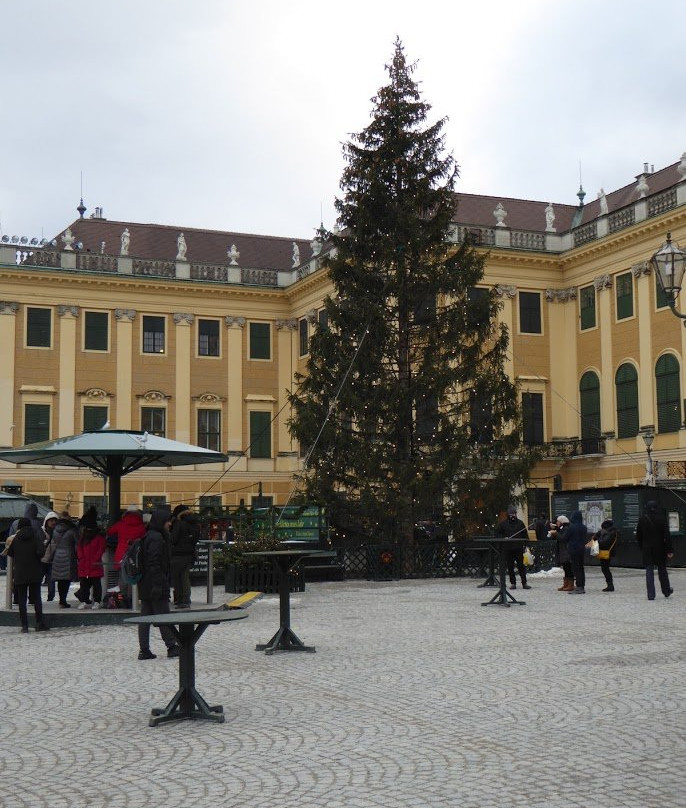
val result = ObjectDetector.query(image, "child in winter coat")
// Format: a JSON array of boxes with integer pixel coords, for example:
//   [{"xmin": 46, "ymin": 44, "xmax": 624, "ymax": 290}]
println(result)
[{"xmin": 74, "ymin": 506, "xmax": 107, "ymax": 609}]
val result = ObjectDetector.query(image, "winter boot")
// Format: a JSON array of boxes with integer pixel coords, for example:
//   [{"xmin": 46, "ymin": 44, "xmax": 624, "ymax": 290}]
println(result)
[
  {"xmin": 568, "ymin": 586, "xmax": 585, "ymax": 594},
  {"xmin": 521, "ymin": 576, "xmax": 531, "ymax": 590},
  {"xmin": 602, "ymin": 584, "xmax": 614, "ymax": 592},
  {"xmin": 558, "ymin": 577, "xmax": 574, "ymax": 591}
]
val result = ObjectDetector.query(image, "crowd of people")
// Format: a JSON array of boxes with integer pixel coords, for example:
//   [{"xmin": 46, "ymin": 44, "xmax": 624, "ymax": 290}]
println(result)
[
  {"xmin": 493, "ymin": 498, "xmax": 674, "ymax": 599},
  {"xmin": 1, "ymin": 497, "xmax": 677, "ymax": 649},
  {"xmin": 2, "ymin": 501, "xmax": 201, "ymax": 646}
]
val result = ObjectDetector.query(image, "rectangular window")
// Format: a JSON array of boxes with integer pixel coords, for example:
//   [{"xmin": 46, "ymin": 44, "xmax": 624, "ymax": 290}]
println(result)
[
  {"xmin": 141, "ymin": 406, "xmax": 166, "ymax": 437},
  {"xmin": 199, "ymin": 495, "xmax": 222, "ymax": 515},
  {"xmin": 615, "ymin": 273, "xmax": 633, "ymax": 320},
  {"xmin": 519, "ymin": 292, "xmax": 541, "ymax": 334},
  {"xmin": 249, "ymin": 411, "xmax": 272, "ymax": 458},
  {"xmin": 143, "ymin": 495, "xmax": 167, "ymax": 511},
  {"xmin": 83, "ymin": 405, "xmax": 108, "ymax": 432},
  {"xmin": 142, "ymin": 315, "xmax": 165, "ymax": 354},
  {"xmin": 249, "ymin": 322, "xmax": 271, "ymax": 360},
  {"xmin": 198, "ymin": 409, "xmax": 221, "ymax": 451},
  {"xmin": 656, "ymin": 273, "xmax": 671, "ymax": 309},
  {"xmin": 299, "ymin": 318, "xmax": 309, "ymax": 357},
  {"xmin": 198, "ymin": 319, "xmax": 220, "ymax": 357},
  {"xmin": 84, "ymin": 311, "xmax": 109, "ymax": 351},
  {"xmin": 318, "ymin": 308, "xmax": 329, "ymax": 331},
  {"xmin": 83, "ymin": 495, "xmax": 107, "ymax": 523},
  {"xmin": 26, "ymin": 307, "xmax": 51, "ymax": 348},
  {"xmin": 580, "ymin": 285, "xmax": 596, "ymax": 330},
  {"xmin": 24, "ymin": 403, "xmax": 50, "ymax": 444},
  {"xmin": 467, "ymin": 287, "xmax": 489, "ymax": 328},
  {"xmin": 522, "ymin": 392, "xmax": 544, "ymax": 446}
]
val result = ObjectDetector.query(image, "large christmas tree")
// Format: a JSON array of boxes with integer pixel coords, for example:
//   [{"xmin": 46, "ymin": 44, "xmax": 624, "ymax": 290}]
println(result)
[{"xmin": 289, "ymin": 39, "xmax": 536, "ymax": 543}]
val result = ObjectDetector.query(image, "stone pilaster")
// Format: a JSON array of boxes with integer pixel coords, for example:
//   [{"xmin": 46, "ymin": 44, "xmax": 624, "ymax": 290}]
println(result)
[
  {"xmin": 225, "ymin": 316, "xmax": 246, "ymax": 456},
  {"xmin": 114, "ymin": 309, "xmax": 136, "ymax": 429},
  {"xmin": 173, "ymin": 313, "xmax": 194, "ymax": 443},
  {"xmin": 0, "ymin": 303, "xmax": 18, "ymax": 445}
]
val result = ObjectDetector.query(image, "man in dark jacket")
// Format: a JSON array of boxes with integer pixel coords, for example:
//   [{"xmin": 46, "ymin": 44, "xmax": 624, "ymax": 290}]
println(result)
[
  {"xmin": 566, "ymin": 510, "xmax": 588, "ymax": 594},
  {"xmin": 496, "ymin": 505, "xmax": 531, "ymax": 589},
  {"xmin": 170, "ymin": 504, "xmax": 200, "ymax": 609},
  {"xmin": 137, "ymin": 508, "xmax": 180, "ymax": 660},
  {"xmin": 636, "ymin": 500, "xmax": 674, "ymax": 600}
]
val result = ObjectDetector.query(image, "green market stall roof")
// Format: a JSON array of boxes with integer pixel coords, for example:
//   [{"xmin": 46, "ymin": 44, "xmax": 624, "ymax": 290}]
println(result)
[{"xmin": 0, "ymin": 430, "xmax": 227, "ymax": 522}]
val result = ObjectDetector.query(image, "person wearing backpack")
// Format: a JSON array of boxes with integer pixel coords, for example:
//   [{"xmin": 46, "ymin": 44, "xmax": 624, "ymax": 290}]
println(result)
[
  {"xmin": 136, "ymin": 507, "xmax": 180, "ymax": 660},
  {"xmin": 170, "ymin": 504, "xmax": 200, "ymax": 609}
]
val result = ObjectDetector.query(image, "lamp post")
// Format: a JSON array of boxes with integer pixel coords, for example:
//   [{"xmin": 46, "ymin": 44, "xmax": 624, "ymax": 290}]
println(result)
[
  {"xmin": 650, "ymin": 233, "xmax": 686, "ymax": 323},
  {"xmin": 642, "ymin": 430, "xmax": 655, "ymax": 486}
]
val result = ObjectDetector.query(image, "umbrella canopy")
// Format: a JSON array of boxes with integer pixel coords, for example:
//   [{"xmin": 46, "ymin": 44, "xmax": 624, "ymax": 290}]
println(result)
[{"xmin": 0, "ymin": 430, "xmax": 227, "ymax": 523}]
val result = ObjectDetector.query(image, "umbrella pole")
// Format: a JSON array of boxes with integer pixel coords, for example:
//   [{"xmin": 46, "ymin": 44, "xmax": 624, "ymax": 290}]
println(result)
[{"xmin": 106, "ymin": 457, "xmax": 123, "ymax": 525}]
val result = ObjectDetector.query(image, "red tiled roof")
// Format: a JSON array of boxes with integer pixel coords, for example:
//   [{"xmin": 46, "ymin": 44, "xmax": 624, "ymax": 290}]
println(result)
[
  {"xmin": 57, "ymin": 218, "xmax": 311, "ymax": 271},
  {"xmin": 452, "ymin": 161, "xmax": 683, "ymax": 232}
]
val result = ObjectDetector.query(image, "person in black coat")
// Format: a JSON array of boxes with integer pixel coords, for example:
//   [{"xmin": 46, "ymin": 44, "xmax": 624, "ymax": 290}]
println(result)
[
  {"xmin": 496, "ymin": 505, "xmax": 531, "ymax": 589},
  {"xmin": 566, "ymin": 510, "xmax": 588, "ymax": 594},
  {"xmin": 170, "ymin": 505, "xmax": 200, "ymax": 609},
  {"xmin": 137, "ymin": 508, "xmax": 180, "ymax": 660},
  {"xmin": 636, "ymin": 500, "xmax": 674, "ymax": 600},
  {"xmin": 594, "ymin": 519, "xmax": 618, "ymax": 592},
  {"xmin": 7, "ymin": 518, "xmax": 49, "ymax": 632}
]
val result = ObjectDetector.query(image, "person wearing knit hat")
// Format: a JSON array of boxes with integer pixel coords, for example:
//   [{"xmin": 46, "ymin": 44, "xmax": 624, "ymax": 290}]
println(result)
[{"xmin": 548, "ymin": 515, "xmax": 573, "ymax": 591}]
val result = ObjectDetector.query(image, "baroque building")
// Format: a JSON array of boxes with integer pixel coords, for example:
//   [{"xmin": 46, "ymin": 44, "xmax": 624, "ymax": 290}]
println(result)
[{"xmin": 1, "ymin": 152, "xmax": 686, "ymax": 520}]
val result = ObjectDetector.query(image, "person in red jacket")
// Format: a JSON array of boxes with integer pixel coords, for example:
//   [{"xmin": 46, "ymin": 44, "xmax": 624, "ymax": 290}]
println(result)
[
  {"xmin": 107, "ymin": 504, "xmax": 146, "ymax": 603},
  {"xmin": 74, "ymin": 507, "xmax": 107, "ymax": 609}
]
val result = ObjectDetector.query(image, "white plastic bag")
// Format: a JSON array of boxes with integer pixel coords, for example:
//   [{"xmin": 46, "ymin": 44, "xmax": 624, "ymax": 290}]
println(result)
[
  {"xmin": 589, "ymin": 538, "xmax": 600, "ymax": 557},
  {"xmin": 523, "ymin": 546, "xmax": 535, "ymax": 566}
]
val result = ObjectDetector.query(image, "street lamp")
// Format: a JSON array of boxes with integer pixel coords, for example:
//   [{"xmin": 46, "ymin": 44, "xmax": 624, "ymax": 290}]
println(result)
[
  {"xmin": 650, "ymin": 232, "xmax": 686, "ymax": 323},
  {"xmin": 642, "ymin": 430, "xmax": 655, "ymax": 485}
]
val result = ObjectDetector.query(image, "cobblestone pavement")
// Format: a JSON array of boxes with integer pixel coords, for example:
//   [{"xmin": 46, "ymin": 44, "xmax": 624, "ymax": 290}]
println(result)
[{"xmin": 0, "ymin": 566, "xmax": 684, "ymax": 808}]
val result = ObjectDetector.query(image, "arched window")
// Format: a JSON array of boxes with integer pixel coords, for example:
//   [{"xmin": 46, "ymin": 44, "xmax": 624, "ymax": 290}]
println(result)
[
  {"xmin": 580, "ymin": 371, "xmax": 601, "ymax": 452},
  {"xmin": 656, "ymin": 354, "xmax": 681, "ymax": 433},
  {"xmin": 615, "ymin": 363, "xmax": 639, "ymax": 439}
]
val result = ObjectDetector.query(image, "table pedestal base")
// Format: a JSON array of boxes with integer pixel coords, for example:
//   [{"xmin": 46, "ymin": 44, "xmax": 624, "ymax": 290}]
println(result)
[
  {"xmin": 256, "ymin": 625, "xmax": 316, "ymax": 655},
  {"xmin": 481, "ymin": 587, "xmax": 526, "ymax": 607},
  {"xmin": 149, "ymin": 687, "xmax": 224, "ymax": 727}
]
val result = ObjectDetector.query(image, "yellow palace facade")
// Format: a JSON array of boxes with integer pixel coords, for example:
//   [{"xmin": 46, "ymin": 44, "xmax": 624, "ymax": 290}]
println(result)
[{"xmin": 1, "ymin": 153, "xmax": 686, "ymax": 520}]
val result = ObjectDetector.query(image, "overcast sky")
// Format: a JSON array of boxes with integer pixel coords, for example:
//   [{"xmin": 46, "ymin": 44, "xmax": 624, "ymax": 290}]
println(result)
[{"xmin": 2, "ymin": 0, "xmax": 685, "ymax": 242}]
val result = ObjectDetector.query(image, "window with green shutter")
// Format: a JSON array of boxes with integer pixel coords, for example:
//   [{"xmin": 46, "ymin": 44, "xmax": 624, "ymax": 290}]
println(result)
[
  {"xmin": 24, "ymin": 403, "xmax": 50, "ymax": 443},
  {"xmin": 519, "ymin": 292, "xmax": 541, "ymax": 334},
  {"xmin": 249, "ymin": 411, "xmax": 271, "ymax": 458},
  {"xmin": 615, "ymin": 273, "xmax": 633, "ymax": 320},
  {"xmin": 580, "ymin": 371, "xmax": 601, "ymax": 451},
  {"xmin": 615, "ymin": 363, "xmax": 639, "ymax": 438},
  {"xmin": 656, "ymin": 272, "xmax": 671, "ymax": 309},
  {"xmin": 522, "ymin": 392, "xmax": 544, "ymax": 446},
  {"xmin": 26, "ymin": 307, "xmax": 51, "ymax": 348},
  {"xmin": 580, "ymin": 285, "xmax": 596, "ymax": 330},
  {"xmin": 299, "ymin": 318, "xmax": 309, "ymax": 357},
  {"xmin": 249, "ymin": 322, "xmax": 271, "ymax": 360},
  {"xmin": 84, "ymin": 311, "xmax": 108, "ymax": 351},
  {"xmin": 83, "ymin": 405, "xmax": 108, "ymax": 432},
  {"xmin": 656, "ymin": 354, "xmax": 681, "ymax": 433}
]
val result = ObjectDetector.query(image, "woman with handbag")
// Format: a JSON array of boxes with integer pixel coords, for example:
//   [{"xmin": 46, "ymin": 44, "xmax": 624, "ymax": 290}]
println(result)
[{"xmin": 594, "ymin": 519, "xmax": 618, "ymax": 592}]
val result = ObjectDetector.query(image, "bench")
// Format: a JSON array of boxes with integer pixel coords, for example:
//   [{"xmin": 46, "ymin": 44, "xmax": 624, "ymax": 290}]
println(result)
[{"xmin": 218, "ymin": 591, "xmax": 264, "ymax": 610}]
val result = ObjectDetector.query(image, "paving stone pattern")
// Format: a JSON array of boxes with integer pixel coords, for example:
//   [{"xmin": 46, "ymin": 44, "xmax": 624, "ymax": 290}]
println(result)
[{"xmin": 0, "ymin": 567, "xmax": 684, "ymax": 808}]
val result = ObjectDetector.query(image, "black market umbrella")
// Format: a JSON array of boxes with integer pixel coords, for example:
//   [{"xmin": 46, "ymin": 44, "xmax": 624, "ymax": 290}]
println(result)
[{"xmin": 0, "ymin": 430, "xmax": 227, "ymax": 524}]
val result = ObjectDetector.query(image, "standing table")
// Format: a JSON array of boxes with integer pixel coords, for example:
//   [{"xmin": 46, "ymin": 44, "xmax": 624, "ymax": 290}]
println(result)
[
  {"xmin": 125, "ymin": 610, "xmax": 247, "ymax": 726},
  {"xmin": 244, "ymin": 549, "xmax": 328, "ymax": 654},
  {"xmin": 471, "ymin": 537, "xmax": 527, "ymax": 607}
]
